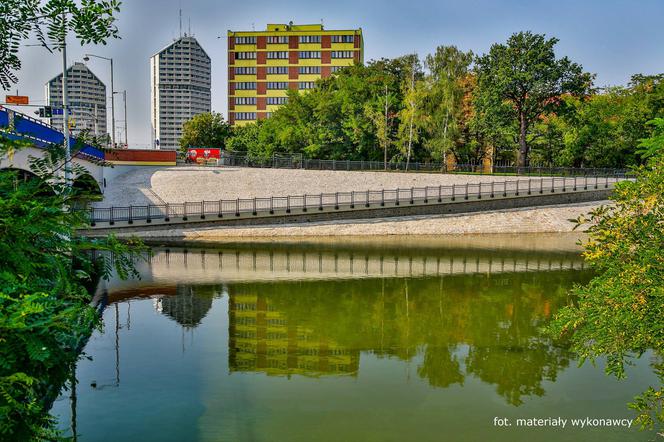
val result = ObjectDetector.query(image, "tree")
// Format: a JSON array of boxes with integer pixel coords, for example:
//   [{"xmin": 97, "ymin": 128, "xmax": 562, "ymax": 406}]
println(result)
[
  {"xmin": 474, "ymin": 31, "xmax": 592, "ymax": 167},
  {"xmin": 0, "ymin": 0, "xmax": 121, "ymax": 89},
  {"xmin": 421, "ymin": 46, "xmax": 474, "ymax": 163},
  {"xmin": 179, "ymin": 112, "xmax": 231, "ymax": 153},
  {"xmin": 548, "ymin": 119, "xmax": 664, "ymax": 431}
]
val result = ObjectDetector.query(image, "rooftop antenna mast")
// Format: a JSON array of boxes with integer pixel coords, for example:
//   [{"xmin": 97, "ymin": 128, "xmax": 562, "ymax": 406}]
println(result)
[
  {"xmin": 179, "ymin": 8, "xmax": 182, "ymax": 38},
  {"xmin": 188, "ymin": 17, "xmax": 191, "ymax": 36}
]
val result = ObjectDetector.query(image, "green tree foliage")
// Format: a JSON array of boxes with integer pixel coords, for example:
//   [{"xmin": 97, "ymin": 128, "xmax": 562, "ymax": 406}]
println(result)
[
  {"xmin": 419, "ymin": 46, "xmax": 474, "ymax": 163},
  {"xmin": 474, "ymin": 31, "xmax": 592, "ymax": 167},
  {"xmin": 0, "ymin": 137, "xmax": 144, "ymax": 439},
  {"xmin": 179, "ymin": 112, "xmax": 232, "ymax": 153},
  {"xmin": 549, "ymin": 120, "xmax": 664, "ymax": 431},
  {"xmin": 0, "ymin": 0, "xmax": 121, "ymax": 89}
]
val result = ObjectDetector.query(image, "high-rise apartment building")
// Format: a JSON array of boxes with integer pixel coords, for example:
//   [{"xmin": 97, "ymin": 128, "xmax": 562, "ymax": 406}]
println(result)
[
  {"xmin": 45, "ymin": 62, "xmax": 107, "ymax": 137},
  {"xmin": 227, "ymin": 23, "xmax": 363, "ymax": 126},
  {"xmin": 150, "ymin": 36, "xmax": 211, "ymax": 150}
]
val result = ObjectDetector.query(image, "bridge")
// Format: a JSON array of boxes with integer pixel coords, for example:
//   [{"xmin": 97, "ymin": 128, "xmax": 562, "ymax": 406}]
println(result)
[{"xmin": 0, "ymin": 105, "xmax": 106, "ymax": 193}]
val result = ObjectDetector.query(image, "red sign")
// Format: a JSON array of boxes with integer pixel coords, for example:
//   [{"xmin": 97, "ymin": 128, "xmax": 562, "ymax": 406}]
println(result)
[
  {"xmin": 187, "ymin": 148, "xmax": 221, "ymax": 161},
  {"xmin": 5, "ymin": 95, "xmax": 29, "ymax": 105}
]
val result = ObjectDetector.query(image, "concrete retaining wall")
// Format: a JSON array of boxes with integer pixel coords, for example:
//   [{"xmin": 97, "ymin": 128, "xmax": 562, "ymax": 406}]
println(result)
[{"xmin": 81, "ymin": 187, "xmax": 612, "ymax": 236}]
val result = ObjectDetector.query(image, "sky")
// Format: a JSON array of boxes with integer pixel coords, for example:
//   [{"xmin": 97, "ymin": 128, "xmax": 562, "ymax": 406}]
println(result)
[{"xmin": 6, "ymin": 0, "xmax": 664, "ymax": 147}]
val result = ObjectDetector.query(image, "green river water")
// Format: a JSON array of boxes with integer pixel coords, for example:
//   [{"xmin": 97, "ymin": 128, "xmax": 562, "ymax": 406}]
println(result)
[{"xmin": 51, "ymin": 235, "xmax": 659, "ymax": 441}]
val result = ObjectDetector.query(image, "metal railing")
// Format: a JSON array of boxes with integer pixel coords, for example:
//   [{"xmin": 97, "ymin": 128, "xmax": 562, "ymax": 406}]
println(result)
[
  {"xmin": 209, "ymin": 153, "xmax": 629, "ymax": 177},
  {"xmin": 86, "ymin": 175, "xmax": 622, "ymax": 226}
]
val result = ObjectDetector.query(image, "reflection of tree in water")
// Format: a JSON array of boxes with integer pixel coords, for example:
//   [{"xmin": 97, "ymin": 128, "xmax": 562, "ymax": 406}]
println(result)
[
  {"xmin": 227, "ymin": 269, "xmax": 591, "ymax": 406},
  {"xmin": 159, "ymin": 285, "xmax": 218, "ymax": 329}
]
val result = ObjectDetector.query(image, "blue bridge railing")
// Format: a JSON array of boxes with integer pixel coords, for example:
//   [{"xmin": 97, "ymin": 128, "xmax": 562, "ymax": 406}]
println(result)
[{"xmin": 0, "ymin": 105, "xmax": 104, "ymax": 160}]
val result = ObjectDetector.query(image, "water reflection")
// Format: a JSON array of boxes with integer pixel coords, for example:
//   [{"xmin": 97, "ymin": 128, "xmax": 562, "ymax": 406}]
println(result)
[
  {"xmin": 225, "ymin": 271, "xmax": 581, "ymax": 405},
  {"xmin": 55, "ymin": 238, "xmax": 658, "ymax": 442}
]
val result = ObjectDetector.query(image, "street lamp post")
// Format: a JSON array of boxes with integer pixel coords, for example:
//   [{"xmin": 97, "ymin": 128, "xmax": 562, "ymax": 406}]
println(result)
[{"xmin": 84, "ymin": 54, "xmax": 115, "ymax": 148}]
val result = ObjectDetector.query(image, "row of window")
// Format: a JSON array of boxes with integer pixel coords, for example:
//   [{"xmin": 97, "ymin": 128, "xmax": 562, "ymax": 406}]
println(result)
[
  {"xmin": 267, "ymin": 82, "xmax": 288, "ymax": 89},
  {"xmin": 234, "ymin": 97, "xmax": 288, "ymax": 106},
  {"xmin": 299, "ymin": 51, "xmax": 320, "ymax": 59},
  {"xmin": 233, "ymin": 35, "xmax": 354, "ymax": 45},
  {"xmin": 234, "ymin": 82, "xmax": 318, "ymax": 91},
  {"xmin": 299, "ymin": 35, "xmax": 321, "ymax": 43},
  {"xmin": 235, "ymin": 67, "xmax": 257, "ymax": 74},
  {"xmin": 234, "ymin": 50, "xmax": 357, "ymax": 60},
  {"xmin": 232, "ymin": 97, "xmax": 289, "ymax": 105},
  {"xmin": 235, "ymin": 112, "xmax": 256, "ymax": 120},
  {"xmin": 235, "ymin": 66, "xmax": 323, "ymax": 75},
  {"xmin": 267, "ymin": 35, "xmax": 288, "ymax": 44}
]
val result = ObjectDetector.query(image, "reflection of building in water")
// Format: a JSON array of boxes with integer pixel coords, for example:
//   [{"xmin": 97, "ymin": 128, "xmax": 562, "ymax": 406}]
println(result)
[
  {"xmin": 157, "ymin": 286, "xmax": 214, "ymax": 329},
  {"xmin": 229, "ymin": 292, "xmax": 359, "ymax": 377}
]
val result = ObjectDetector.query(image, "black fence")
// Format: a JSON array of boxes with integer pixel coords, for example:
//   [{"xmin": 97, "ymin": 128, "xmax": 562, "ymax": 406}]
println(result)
[
  {"xmin": 87, "ymin": 175, "xmax": 621, "ymax": 226},
  {"xmin": 195, "ymin": 154, "xmax": 630, "ymax": 177}
]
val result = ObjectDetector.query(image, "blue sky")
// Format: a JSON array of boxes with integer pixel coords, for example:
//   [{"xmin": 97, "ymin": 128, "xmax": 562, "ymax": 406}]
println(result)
[{"xmin": 9, "ymin": 0, "xmax": 664, "ymax": 146}]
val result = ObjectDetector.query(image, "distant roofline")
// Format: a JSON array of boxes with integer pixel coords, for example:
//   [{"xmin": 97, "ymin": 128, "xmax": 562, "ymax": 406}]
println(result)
[
  {"xmin": 228, "ymin": 23, "xmax": 362, "ymax": 35},
  {"xmin": 150, "ymin": 35, "xmax": 210, "ymax": 60},
  {"xmin": 45, "ymin": 62, "xmax": 106, "ymax": 88}
]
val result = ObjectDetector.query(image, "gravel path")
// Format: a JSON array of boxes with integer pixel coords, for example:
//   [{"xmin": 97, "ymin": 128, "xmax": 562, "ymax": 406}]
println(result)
[
  {"xmin": 100, "ymin": 166, "xmax": 551, "ymax": 207},
  {"xmin": 119, "ymin": 201, "xmax": 604, "ymax": 240}
]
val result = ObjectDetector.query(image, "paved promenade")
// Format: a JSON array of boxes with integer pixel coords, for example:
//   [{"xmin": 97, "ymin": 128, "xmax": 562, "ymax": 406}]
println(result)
[{"xmin": 98, "ymin": 166, "xmax": 561, "ymax": 207}]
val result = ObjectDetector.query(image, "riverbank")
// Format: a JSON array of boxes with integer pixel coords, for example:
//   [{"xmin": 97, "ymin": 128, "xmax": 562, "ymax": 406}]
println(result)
[{"xmin": 114, "ymin": 201, "xmax": 604, "ymax": 241}]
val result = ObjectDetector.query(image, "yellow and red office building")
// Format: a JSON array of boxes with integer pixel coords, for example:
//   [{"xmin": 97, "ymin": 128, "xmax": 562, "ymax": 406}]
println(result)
[{"xmin": 227, "ymin": 23, "xmax": 364, "ymax": 126}]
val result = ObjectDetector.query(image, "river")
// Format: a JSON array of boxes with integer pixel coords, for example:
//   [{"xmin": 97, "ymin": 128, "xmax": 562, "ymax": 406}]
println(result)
[{"xmin": 51, "ymin": 234, "xmax": 659, "ymax": 441}]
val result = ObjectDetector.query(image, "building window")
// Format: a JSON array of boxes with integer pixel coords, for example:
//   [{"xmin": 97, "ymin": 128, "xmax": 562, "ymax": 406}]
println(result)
[
  {"xmin": 266, "ymin": 97, "xmax": 288, "ymax": 105},
  {"xmin": 331, "ymin": 51, "xmax": 354, "ymax": 59},
  {"xmin": 331, "ymin": 66, "xmax": 346, "ymax": 73},
  {"xmin": 299, "ymin": 35, "xmax": 321, "ymax": 43},
  {"xmin": 267, "ymin": 51, "xmax": 288, "ymax": 59},
  {"xmin": 267, "ymin": 82, "xmax": 288, "ymax": 90},
  {"xmin": 298, "ymin": 82, "xmax": 316, "ymax": 90},
  {"xmin": 331, "ymin": 35, "xmax": 354, "ymax": 43},
  {"xmin": 235, "ymin": 36, "xmax": 257, "ymax": 45},
  {"xmin": 267, "ymin": 66, "xmax": 289, "ymax": 74},
  {"xmin": 235, "ymin": 112, "xmax": 256, "ymax": 120},
  {"xmin": 234, "ymin": 67, "xmax": 257, "ymax": 75},
  {"xmin": 235, "ymin": 97, "xmax": 257, "ymax": 105},
  {"xmin": 235, "ymin": 52, "xmax": 257, "ymax": 60},
  {"xmin": 298, "ymin": 51, "xmax": 320, "ymax": 59},
  {"xmin": 298, "ymin": 66, "xmax": 321, "ymax": 74},
  {"xmin": 267, "ymin": 36, "xmax": 288, "ymax": 44},
  {"xmin": 235, "ymin": 82, "xmax": 256, "ymax": 90}
]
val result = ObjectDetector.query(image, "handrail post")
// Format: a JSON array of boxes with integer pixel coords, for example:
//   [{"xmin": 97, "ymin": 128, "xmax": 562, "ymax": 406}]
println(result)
[
  {"xmin": 319, "ymin": 193, "xmax": 323, "ymax": 211},
  {"xmin": 303, "ymin": 194, "xmax": 308, "ymax": 212},
  {"xmin": 270, "ymin": 196, "xmax": 274, "ymax": 214},
  {"xmin": 424, "ymin": 186, "xmax": 428, "ymax": 203},
  {"xmin": 335, "ymin": 192, "xmax": 339, "ymax": 210},
  {"xmin": 491, "ymin": 181, "xmax": 494, "ymax": 198},
  {"xmin": 540, "ymin": 177, "xmax": 544, "ymax": 194},
  {"xmin": 551, "ymin": 177, "xmax": 555, "ymax": 193},
  {"xmin": 574, "ymin": 175, "xmax": 577, "ymax": 191},
  {"xmin": 146, "ymin": 205, "xmax": 152, "ymax": 223},
  {"xmin": 528, "ymin": 178, "xmax": 531, "ymax": 195},
  {"xmin": 110, "ymin": 206, "xmax": 115, "ymax": 225},
  {"xmin": 464, "ymin": 182, "xmax": 469, "ymax": 200},
  {"xmin": 438, "ymin": 185, "xmax": 442, "ymax": 202},
  {"xmin": 350, "ymin": 191, "xmax": 355, "ymax": 208},
  {"xmin": 409, "ymin": 187, "xmax": 414, "ymax": 204},
  {"xmin": 252, "ymin": 197, "xmax": 257, "ymax": 216},
  {"xmin": 128, "ymin": 205, "xmax": 133, "ymax": 224},
  {"xmin": 218, "ymin": 199, "xmax": 223, "ymax": 217},
  {"xmin": 366, "ymin": 189, "xmax": 370, "ymax": 207},
  {"xmin": 515, "ymin": 179, "xmax": 519, "ymax": 196},
  {"xmin": 395, "ymin": 188, "xmax": 400, "ymax": 205},
  {"xmin": 477, "ymin": 182, "xmax": 482, "ymax": 199},
  {"xmin": 452, "ymin": 184, "xmax": 456, "ymax": 201},
  {"xmin": 235, "ymin": 198, "xmax": 240, "ymax": 217},
  {"xmin": 200, "ymin": 200, "xmax": 206, "ymax": 219},
  {"xmin": 381, "ymin": 189, "xmax": 385, "ymax": 206},
  {"xmin": 165, "ymin": 203, "xmax": 170, "ymax": 221}
]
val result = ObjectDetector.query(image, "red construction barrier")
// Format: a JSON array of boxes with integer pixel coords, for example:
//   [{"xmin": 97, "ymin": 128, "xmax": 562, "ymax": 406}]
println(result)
[{"xmin": 105, "ymin": 149, "xmax": 177, "ymax": 165}]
